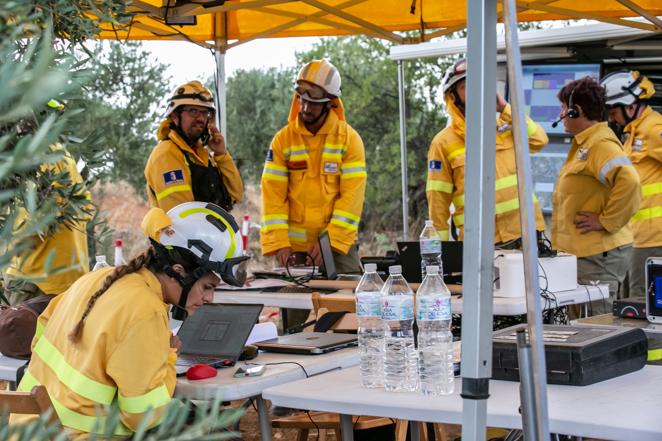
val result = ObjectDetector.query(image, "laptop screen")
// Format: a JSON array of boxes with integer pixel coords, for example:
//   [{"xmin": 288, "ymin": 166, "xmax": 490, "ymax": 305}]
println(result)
[
  {"xmin": 397, "ymin": 241, "xmax": 463, "ymax": 284},
  {"xmin": 177, "ymin": 303, "xmax": 262, "ymax": 360},
  {"xmin": 318, "ymin": 231, "xmax": 337, "ymax": 280}
]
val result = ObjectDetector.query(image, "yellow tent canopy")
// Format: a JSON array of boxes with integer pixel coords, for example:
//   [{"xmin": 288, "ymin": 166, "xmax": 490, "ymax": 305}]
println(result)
[{"xmin": 101, "ymin": 0, "xmax": 662, "ymax": 49}]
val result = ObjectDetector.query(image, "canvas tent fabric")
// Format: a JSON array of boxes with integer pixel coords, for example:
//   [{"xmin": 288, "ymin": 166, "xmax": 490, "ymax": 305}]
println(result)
[{"xmin": 100, "ymin": 0, "xmax": 662, "ymax": 47}]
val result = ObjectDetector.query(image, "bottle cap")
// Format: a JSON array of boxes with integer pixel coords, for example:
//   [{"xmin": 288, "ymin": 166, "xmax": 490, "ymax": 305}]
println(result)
[
  {"xmin": 388, "ymin": 265, "xmax": 402, "ymax": 275},
  {"xmin": 243, "ymin": 215, "xmax": 249, "ymax": 221},
  {"xmin": 115, "ymin": 239, "xmax": 122, "ymax": 247},
  {"xmin": 364, "ymin": 263, "xmax": 377, "ymax": 272},
  {"xmin": 426, "ymin": 265, "xmax": 439, "ymax": 275}
]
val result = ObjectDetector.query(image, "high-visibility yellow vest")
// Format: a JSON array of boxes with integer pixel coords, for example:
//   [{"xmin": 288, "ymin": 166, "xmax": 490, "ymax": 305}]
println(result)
[
  {"xmin": 426, "ymin": 103, "xmax": 548, "ymax": 243},
  {"xmin": 260, "ymin": 106, "xmax": 366, "ymax": 255},
  {"xmin": 10, "ymin": 267, "xmax": 177, "ymax": 438},
  {"xmin": 623, "ymin": 107, "xmax": 662, "ymax": 248},
  {"xmin": 551, "ymin": 122, "xmax": 640, "ymax": 257}
]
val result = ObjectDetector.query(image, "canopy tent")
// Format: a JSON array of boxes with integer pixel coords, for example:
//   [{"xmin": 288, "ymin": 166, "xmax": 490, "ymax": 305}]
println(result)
[
  {"xmin": 98, "ymin": 0, "xmax": 662, "ymax": 138},
  {"xmin": 96, "ymin": 2, "xmax": 662, "ymax": 440}
]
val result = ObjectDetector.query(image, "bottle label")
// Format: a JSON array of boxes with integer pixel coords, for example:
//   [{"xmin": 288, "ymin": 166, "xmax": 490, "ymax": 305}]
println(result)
[
  {"xmin": 416, "ymin": 296, "xmax": 451, "ymax": 321},
  {"xmin": 420, "ymin": 238, "xmax": 441, "ymax": 255},
  {"xmin": 381, "ymin": 295, "xmax": 414, "ymax": 320},
  {"xmin": 356, "ymin": 292, "xmax": 381, "ymax": 317}
]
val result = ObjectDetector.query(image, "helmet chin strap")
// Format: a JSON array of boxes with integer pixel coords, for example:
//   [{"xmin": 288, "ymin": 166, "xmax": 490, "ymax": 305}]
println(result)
[
  {"xmin": 167, "ymin": 266, "xmax": 209, "ymax": 321},
  {"xmin": 619, "ymin": 103, "xmax": 642, "ymax": 127}
]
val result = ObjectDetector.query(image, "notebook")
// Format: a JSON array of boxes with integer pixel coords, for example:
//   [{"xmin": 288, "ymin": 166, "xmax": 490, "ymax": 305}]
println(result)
[
  {"xmin": 175, "ymin": 303, "xmax": 263, "ymax": 374},
  {"xmin": 397, "ymin": 240, "xmax": 463, "ymax": 284},
  {"xmin": 254, "ymin": 332, "xmax": 358, "ymax": 355}
]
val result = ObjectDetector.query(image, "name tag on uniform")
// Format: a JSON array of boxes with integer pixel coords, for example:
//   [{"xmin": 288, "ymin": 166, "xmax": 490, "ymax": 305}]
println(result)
[
  {"xmin": 576, "ymin": 147, "xmax": 588, "ymax": 161},
  {"xmin": 163, "ymin": 169, "xmax": 184, "ymax": 185},
  {"xmin": 324, "ymin": 161, "xmax": 339, "ymax": 174},
  {"xmin": 633, "ymin": 139, "xmax": 644, "ymax": 152},
  {"xmin": 497, "ymin": 123, "xmax": 511, "ymax": 133},
  {"xmin": 428, "ymin": 160, "xmax": 442, "ymax": 171},
  {"xmin": 287, "ymin": 161, "xmax": 307, "ymax": 170}
]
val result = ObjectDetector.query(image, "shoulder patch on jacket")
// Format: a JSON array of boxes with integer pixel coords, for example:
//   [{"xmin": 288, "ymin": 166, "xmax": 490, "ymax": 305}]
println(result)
[
  {"xmin": 266, "ymin": 149, "xmax": 274, "ymax": 162},
  {"xmin": 163, "ymin": 169, "xmax": 184, "ymax": 185},
  {"xmin": 428, "ymin": 160, "xmax": 442, "ymax": 171}
]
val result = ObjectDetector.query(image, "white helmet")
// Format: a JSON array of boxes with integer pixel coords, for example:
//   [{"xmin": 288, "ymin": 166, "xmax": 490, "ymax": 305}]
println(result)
[
  {"xmin": 442, "ymin": 59, "xmax": 467, "ymax": 96},
  {"xmin": 600, "ymin": 70, "xmax": 655, "ymax": 107},
  {"xmin": 143, "ymin": 202, "xmax": 247, "ymax": 287},
  {"xmin": 294, "ymin": 59, "xmax": 342, "ymax": 102},
  {"xmin": 165, "ymin": 81, "xmax": 216, "ymax": 117}
]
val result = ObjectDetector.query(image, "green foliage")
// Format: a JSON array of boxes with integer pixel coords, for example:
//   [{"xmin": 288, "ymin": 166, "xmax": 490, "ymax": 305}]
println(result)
[
  {"xmin": 67, "ymin": 41, "xmax": 172, "ymax": 192},
  {"xmin": 1, "ymin": 397, "xmax": 243, "ymax": 441},
  {"xmin": 226, "ymin": 67, "xmax": 295, "ymax": 181}
]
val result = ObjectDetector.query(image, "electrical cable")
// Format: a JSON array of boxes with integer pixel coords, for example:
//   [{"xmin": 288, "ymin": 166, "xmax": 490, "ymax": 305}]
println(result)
[
  {"xmin": 285, "ymin": 252, "xmax": 317, "ymax": 288},
  {"xmin": 261, "ymin": 361, "xmax": 310, "ymax": 378}
]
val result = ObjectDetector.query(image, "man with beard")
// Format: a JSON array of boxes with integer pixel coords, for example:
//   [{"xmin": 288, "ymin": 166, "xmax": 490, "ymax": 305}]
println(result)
[
  {"xmin": 145, "ymin": 81, "xmax": 243, "ymax": 213},
  {"xmin": 260, "ymin": 59, "xmax": 366, "ymax": 275}
]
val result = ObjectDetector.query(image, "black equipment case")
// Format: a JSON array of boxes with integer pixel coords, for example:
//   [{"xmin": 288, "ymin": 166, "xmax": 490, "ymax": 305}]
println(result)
[{"xmin": 492, "ymin": 324, "xmax": 647, "ymax": 386}]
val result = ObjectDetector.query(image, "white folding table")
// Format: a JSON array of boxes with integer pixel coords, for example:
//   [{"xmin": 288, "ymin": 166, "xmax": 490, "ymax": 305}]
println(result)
[
  {"xmin": 215, "ymin": 284, "xmax": 608, "ymax": 316},
  {"xmin": 263, "ymin": 364, "xmax": 662, "ymax": 441},
  {"xmin": 176, "ymin": 348, "xmax": 359, "ymax": 441}
]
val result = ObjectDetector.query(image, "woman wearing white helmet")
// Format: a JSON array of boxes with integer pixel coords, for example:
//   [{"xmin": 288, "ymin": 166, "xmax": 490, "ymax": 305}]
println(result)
[
  {"xmin": 601, "ymin": 71, "xmax": 662, "ymax": 296},
  {"xmin": 10, "ymin": 202, "xmax": 247, "ymax": 438}
]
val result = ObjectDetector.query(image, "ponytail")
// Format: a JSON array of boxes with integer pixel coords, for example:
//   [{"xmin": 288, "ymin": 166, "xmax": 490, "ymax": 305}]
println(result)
[{"xmin": 69, "ymin": 248, "xmax": 155, "ymax": 343}]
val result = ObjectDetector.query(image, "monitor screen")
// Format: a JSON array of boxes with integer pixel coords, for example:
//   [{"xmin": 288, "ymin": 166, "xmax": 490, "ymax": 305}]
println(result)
[{"xmin": 520, "ymin": 64, "xmax": 601, "ymax": 135}]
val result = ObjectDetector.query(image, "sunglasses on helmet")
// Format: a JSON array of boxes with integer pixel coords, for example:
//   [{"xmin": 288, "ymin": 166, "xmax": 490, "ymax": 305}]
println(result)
[{"xmin": 295, "ymin": 82, "xmax": 329, "ymax": 101}]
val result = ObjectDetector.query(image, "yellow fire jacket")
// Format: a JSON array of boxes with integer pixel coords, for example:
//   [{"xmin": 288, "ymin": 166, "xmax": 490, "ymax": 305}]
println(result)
[
  {"xmin": 260, "ymin": 96, "xmax": 367, "ymax": 255},
  {"xmin": 623, "ymin": 107, "xmax": 662, "ymax": 248},
  {"xmin": 426, "ymin": 100, "xmax": 548, "ymax": 242},
  {"xmin": 10, "ymin": 267, "xmax": 176, "ymax": 438},
  {"xmin": 6, "ymin": 145, "xmax": 91, "ymax": 294},
  {"xmin": 144, "ymin": 118, "xmax": 243, "ymax": 212},
  {"xmin": 551, "ymin": 122, "xmax": 641, "ymax": 258}
]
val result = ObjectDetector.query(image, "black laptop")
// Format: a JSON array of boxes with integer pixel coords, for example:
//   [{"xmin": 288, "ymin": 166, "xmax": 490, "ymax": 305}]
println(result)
[
  {"xmin": 254, "ymin": 332, "xmax": 358, "ymax": 355},
  {"xmin": 397, "ymin": 241, "xmax": 463, "ymax": 284},
  {"xmin": 176, "ymin": 303, "xmax": 262, "ymax": 374}
]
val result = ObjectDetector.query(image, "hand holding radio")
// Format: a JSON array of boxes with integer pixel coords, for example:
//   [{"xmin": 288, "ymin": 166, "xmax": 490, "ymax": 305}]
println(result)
[{"xmin": 207, "ymin": 123, "xmax": 227, "ymax": 156}]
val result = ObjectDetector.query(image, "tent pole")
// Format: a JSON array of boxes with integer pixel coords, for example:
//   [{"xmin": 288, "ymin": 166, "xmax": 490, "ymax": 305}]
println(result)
[
  {"xmin": 502, "ymin": 0, "xmax": 551, "ymax": 439},
  {"xmin": 397, "ymin": 60, "xmax": 409, "ymax": 240},
  {"xmin": 461, "ymin": 1, "xmax": 497, "ymax": 440},
  {"xmin": 214, "ymin": 48, "xmax": 227, "ymax": 138}
]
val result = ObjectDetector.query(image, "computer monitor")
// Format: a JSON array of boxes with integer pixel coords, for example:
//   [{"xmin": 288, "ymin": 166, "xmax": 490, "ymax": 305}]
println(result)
[{"xmin": 517, "ymin": 64, "xmax": 601, "ymax": 136}]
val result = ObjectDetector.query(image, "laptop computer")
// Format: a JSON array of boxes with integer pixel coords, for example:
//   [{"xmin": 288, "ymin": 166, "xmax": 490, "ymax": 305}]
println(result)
[
  {"xmin": 397, "ymin": 240, "xmax": 463, "ymax": 284},
  {"xmin": 175, "ymin": 303, "xmax": 262, "ymax": 374},
  {"xmin": 254, "ymin": 332, "xmax": 358, "ymax": 355}
]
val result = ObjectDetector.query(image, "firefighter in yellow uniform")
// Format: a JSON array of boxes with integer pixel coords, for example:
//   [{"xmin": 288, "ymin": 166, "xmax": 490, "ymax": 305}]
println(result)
[
  {"xmin": 427, "ymin": 59, "xmax": 549, "ymax": 246},
  {"xmin": 4, "ymin": 100, "xmax": 91, "ymax": 305},
  {"xmin": 10, "ymin": 202, "xmax": 249, "ymax": 437},
  {"xmin": 601, "ymin": 71, "xmax": 662, "ymax": 296},
  {"xmin": 260, "ymin": 59, "xmax": 366, "ymax": 272},
  {"xmin": 552, "ymin": 77, "xmax": 641, "ymax": 316},
  {"xmin": 145, "ymin": 81, "xmax": 243, "ymax": 213}
]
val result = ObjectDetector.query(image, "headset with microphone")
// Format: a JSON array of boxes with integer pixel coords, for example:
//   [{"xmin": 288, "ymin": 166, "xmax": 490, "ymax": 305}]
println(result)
[{"xmin": 551, "ymin": 87, "xmax": 579, "ymax": 128}]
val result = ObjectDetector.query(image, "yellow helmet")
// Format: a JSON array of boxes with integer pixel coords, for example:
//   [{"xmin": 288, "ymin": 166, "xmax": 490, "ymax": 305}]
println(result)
[
  {"xmin": 295, "ymin": 59, "xmax": 342, "ymax": 102},
  {"xmin": 165, "ymin": 81, "xmax": 215, "ymax": 116}
]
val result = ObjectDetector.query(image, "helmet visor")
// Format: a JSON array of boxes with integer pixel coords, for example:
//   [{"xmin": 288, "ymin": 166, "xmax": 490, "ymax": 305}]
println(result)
[
  {"xmin": 212, "ymin": 255, "xmax": 250, "ymax": 287},
  {"xmin": 295, "ymin": 82, "xmax": 330, "ymax": 102}
]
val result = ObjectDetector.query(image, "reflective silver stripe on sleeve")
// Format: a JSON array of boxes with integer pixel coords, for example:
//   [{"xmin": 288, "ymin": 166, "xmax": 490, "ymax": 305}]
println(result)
[
  {"xmin": 331, "ymin": 213, "xmax": 360, "ymax": 227},
  {"xmin": 598, "ymin": 156, "xmax": 632, "ymax": 184}
]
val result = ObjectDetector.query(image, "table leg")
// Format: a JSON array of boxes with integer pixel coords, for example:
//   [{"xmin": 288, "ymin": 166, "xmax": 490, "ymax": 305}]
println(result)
[
  {"xmin": 255, "ymin": 396, "xmax": 272, "ymax": 441},
  {"xmin": 410, "ymin": 421, "xmax": 421, "ymax": 441},
  {"xmin": 339, "ymin": 414, "xmax": 354, "ymax": 441}
]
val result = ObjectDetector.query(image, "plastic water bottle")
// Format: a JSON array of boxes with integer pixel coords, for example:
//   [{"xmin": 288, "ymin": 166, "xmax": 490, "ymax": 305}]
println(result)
[
  {"xmin": 381, "ymin": 265, "xmax": 418, "ymax": 392},
  {"xmin": 420, "ymin": 220, "xmax": 442, "ymax": 280},
  {"xmin": 92, "ymin": 255, "xmax": 110, "ymax": 271},
  {"xmin": 416, "ymin": 265, "xmax": 454, "ymax": 396},
  {"xmin": 355, "ymin": 263, "xmax": 385, "ymax": 388},
  {"xmin": 114, "ymin": 239, "xmax": 126, "ymax": 266}
]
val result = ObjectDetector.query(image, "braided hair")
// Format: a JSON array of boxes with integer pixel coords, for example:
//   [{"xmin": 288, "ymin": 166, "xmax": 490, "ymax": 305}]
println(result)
[{"xmin": 68, "ymin": 244, "xmax": 202, "ymax": 343}]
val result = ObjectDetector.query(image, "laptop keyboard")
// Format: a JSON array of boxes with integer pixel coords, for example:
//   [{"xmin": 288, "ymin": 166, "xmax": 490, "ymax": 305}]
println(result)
[
  {"xmin": 262, "ymin": 286, "xmax": 337, "ymax": 294},
  {"xmin": 177, "ymin": 356, "xmax": 226, "ymax": 366}
]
